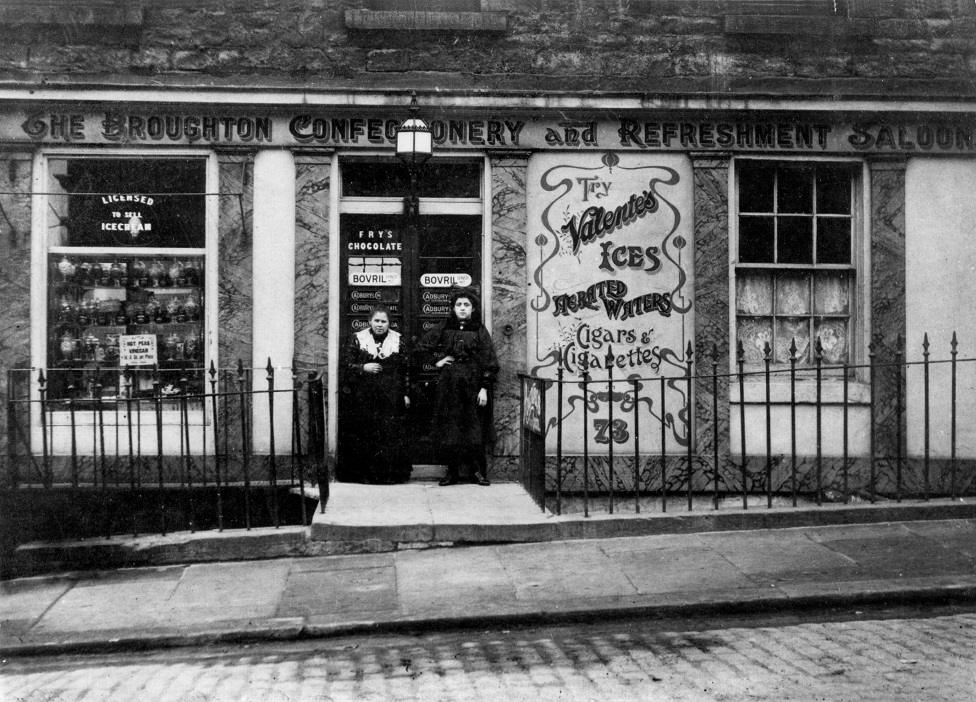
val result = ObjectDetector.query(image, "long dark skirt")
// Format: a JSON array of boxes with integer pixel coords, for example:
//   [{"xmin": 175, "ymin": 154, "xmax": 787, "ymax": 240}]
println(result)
[{"xmin": 341, "ymin": 376, "xmax": 411, "ymax": 484}]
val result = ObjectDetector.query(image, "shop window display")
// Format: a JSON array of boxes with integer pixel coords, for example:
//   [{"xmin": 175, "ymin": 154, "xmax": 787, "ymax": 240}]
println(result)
[
  {"xmin": 44, "ymin": 157, "xmax": 208, "ymax": 404},
  {"xmin": 735, "ymin": 162, "xmax": 856, "ymax": 368}
]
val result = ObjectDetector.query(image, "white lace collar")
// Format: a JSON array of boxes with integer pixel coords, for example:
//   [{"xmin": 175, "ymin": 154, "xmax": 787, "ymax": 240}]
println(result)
[{"xmin": 356, "ymin": 328, "xmax": 400, "ymax": 359}]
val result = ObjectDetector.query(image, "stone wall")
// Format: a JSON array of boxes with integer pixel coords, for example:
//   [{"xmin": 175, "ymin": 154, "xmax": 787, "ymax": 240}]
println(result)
[{"xmin": 0, "ymin": 1, "xmax": 971, "ymax": 97}]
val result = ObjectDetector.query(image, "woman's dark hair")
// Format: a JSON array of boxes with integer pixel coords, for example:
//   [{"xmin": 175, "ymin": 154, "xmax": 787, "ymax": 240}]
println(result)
[
  {"xmin": 368, "ymin": 305, "xmax": 392, "ymax": 320},
  {"xmin": 447, "ymin": 289, "xmax": 482, "ymax": 327}
]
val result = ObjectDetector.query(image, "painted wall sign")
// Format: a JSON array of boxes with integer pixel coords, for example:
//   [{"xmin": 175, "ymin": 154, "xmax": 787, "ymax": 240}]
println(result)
[
  {"xmin": 348, "ymin": 257, "xmax": 401, "ymax": 286},
  {"xmin": 420, "ymin": 272, "xmax": 472, "ymax": 288},
  {"xmin": 9, "ymin": 110, "xmax": 975, "ymax": 154},
  {"xmin": 527, "ymin": 152, "xmax": 694, "ymax": 454},
  {"xmin": 118, "ymin": 334, "xmax": 157, "ymax": 367}
]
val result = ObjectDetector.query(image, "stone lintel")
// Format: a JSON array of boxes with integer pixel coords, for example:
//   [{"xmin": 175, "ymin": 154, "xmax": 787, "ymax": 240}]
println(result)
[{"xmin": 345, "ymin": 9, "xmax": 509, "ymax": 33}]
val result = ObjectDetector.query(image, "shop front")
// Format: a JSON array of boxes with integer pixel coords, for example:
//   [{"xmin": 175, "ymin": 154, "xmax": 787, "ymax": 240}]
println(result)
[{"xmin": 2, "ymin": 97, "xmax": 976, "ymax": 499}]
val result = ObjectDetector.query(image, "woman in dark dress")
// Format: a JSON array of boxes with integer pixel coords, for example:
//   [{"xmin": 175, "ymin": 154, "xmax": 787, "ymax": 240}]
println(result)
[
  {"xmin": 342, "ymin": 306, "xmax": 412, "ymax": 484},
  {"xmin": 419, "ymin": 291, "xmax": 499, "ymax": 486}
]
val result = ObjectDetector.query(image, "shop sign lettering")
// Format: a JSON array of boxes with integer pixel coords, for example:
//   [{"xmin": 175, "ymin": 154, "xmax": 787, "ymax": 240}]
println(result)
[
  {"xmin": 348, "ymin": 257, "xmax": 401, "ymax": 286},
  {"xmin": 527, "ymin": 152, "xmax": 695, "ymax": 454},
  {"xmin": 14, "ymin": 110, "xmax": 975, "ymax": 154},
  {"xmin": 118, "ymin": 334, "xmax": 157, "ymax": 367},
  {"xmin": 420, "ymin": 273, "xmax": 472, "ymax": 288}
]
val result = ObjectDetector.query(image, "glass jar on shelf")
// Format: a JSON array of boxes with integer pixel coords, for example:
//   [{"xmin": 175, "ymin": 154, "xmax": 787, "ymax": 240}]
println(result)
[
  {"xmin": 148, "ymin": 259, "xmax": 166, "ymax": 287},
  {"xmin": 164, "ymin": 332, "xmax": 181, "ymax": 361},
  {"xmin": 57, "ymin": 296, "xmax": 77, "ymax": 324},
  {"xmin": 130, "ymin": 300, "xmax": 148, "ymax": 325},
  {"xmin": 59, "ymin": 331, "xmax": 78, "ymax": 362},
  {"xmin": 146, "ymin": 296, "xmax": 162, "ymax": 323},
  {"xmin": 76, "ymin": 261, "xmax": 93, "ymax": 286},
  {"xmin": 57, "ymin": 256, "xmax": 76, "ymax": 283},
  {"xmin": 132, "ymin": 259, "xmax": 148, "ymax": 288},
  {"xmin": 167, "ymin": 259, "xmax": 185, "ymax": 287},
  {"xmin": 96, "ymin": 262, "xmax": 112, "ymax": 286},
  {"xmin": 83, "ymin": 332, "xmax": 99, "ymax": 360},
  {"xmin": 109, "ymin": 260, "xmax": 126, "ymax": 287},
  {"xmin": 183, "ymin": 294, "xmax": 200, "ymax": 321},
  {"xmin": 76, "ymin": 299, "xmax": 95, "ymax": 327},
  {"xmin": 166, "ymin": 296, "xmax": 183, "ymax": 322},
  {"xmin": 184, "ymin": 260, "xmax": 200, "ymax": 286}
]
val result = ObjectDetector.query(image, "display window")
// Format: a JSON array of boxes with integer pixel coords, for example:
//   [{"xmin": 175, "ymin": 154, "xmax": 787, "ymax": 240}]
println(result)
[
  {"xmin": 35, "ymin": 152, "xmax": 215, "ymax": 419},
  {"xmin": 734, "ymin": 160, "xmax": 861, "ymax": 370}
]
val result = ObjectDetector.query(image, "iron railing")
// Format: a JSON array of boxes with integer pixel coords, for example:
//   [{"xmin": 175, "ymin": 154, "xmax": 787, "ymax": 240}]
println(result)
[
  {"xmin": 4, "ymin": 359, "xmax": 326, "ymax": 541},
  {"xmin": 520, "ymin": 333, "xmax": 976, "ymax": 516}
]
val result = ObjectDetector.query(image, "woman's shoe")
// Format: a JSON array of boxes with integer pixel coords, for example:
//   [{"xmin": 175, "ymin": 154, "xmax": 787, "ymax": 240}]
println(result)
[
  {"xmin": 473, "ymin": 472, "xmax": 490, "ymax": 486},
  {"xmin": 439, "ymin": 471, "xmax": 459, "ymax": 486}
]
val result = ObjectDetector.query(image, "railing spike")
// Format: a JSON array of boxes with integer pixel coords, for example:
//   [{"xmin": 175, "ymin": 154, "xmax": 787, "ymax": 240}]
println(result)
[{"xmin": 208, "ymin": 359, "xmax": 217, "ymax": 379}]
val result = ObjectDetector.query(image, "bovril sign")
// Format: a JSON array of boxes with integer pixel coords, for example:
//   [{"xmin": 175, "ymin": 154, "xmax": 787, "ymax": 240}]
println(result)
[{"xmin": 420, "ymin": 273, "xmax": 472, "ymax": 288}]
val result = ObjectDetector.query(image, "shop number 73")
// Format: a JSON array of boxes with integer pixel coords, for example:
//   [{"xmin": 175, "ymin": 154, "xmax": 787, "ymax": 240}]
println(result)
[{"xmin": 593, "ymin": 418, "xmax": 629, "ymax": 445}]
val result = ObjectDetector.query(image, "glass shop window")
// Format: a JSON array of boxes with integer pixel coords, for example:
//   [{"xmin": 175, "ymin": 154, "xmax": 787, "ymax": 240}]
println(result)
[
  {"xmin": 735, "ymin": 162, "xmax": 858, "ymax": 369},
  {"xmin": 45, "ymin": 156, "xmax": 209, "ymax": 403},
  {"xmin": 341, "ymin": 160, "xmax": 481, "ymax": 198}
]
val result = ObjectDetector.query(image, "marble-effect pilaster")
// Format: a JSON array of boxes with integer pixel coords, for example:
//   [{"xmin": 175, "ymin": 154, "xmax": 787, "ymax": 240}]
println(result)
[
  {"xmin": 217, "ymin": 152, "xmax": 254, "ymax": 372},
  {"xmin": 293, "ymin": 152, "xmax": 331, "ymax": 373},
  {"xmin": 490, "ymin": 155, "xmax": 528, "ymax": 479},
  {"xmin": 0, "ymin": 152, "xmax": 33, "ymax": 484},
  {"xmin": 868, "ymin": 157, "xmax": 907, "ymax": 462},
  {"xmin": 691, "ymin": 154, "xmax": 731, "ymax": 476}
]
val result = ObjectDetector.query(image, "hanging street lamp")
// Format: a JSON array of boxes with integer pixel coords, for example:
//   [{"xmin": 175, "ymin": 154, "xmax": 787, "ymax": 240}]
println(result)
[{"xmin": 395, "ymin": 91, "xmax": 432, "ymax": 218}]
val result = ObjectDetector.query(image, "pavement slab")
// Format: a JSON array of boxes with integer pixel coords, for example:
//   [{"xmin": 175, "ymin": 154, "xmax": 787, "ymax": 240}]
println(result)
[{"xmin": 3, "ymin": 518, "xmax": 976, "ymax": 656}]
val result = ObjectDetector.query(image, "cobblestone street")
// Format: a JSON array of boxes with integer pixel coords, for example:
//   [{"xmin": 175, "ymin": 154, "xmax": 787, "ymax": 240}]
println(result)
[{"xmin": 4, "ymin": 609, "xmax": 975, "ymax": 701}]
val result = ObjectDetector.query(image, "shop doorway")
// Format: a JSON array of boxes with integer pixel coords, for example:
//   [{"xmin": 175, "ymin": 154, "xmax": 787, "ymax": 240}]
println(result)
[{"xmin": 335, "ymin": 160, "xmax": 484, "ymax": 481}]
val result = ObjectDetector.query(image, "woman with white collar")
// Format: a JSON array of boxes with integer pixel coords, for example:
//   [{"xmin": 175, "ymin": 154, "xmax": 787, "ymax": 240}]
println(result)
[{"xmin": 341, "ymin": 305, "xmax": 411, "ymax": 484}]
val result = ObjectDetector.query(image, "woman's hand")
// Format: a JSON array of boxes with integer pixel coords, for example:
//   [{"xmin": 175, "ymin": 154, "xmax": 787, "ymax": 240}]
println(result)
[
  {"xmin": 435, "ymin": 355, "xmax": 455, "ymax": 369},
  {"xmin": 477, "ymin": 388, "xmax": 488, "ymax": 407},
  {"xmin": 363, "ymin": 362, "xmax": 382, "ymax": 374}
]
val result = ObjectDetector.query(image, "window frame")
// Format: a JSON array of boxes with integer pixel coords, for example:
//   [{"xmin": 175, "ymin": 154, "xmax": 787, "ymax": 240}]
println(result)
[
  {"xmin": 30, "ymin": 147, "xmax": 220, "ymax": 448},
  {"xmin": 730, "ymin": 155, "xmax": 869, "ymax": 381}
]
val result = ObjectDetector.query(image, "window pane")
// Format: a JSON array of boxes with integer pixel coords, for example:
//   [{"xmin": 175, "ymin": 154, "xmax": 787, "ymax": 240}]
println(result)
[
  {"xmin": 777, "ymin": 216, "xmax": 813, "ymax": 263},
  {"xmin": 775, "ymin": 317, "xmax": 810, "ymax": 364},
  {"xmin": 775, "ymin": 273, "xmax": 810, "ymax": 315},
  {"xmin": 48, "ymin": 253, "xmax": 205, "ymax": 401},
  {"xmin": 816, "ymin": 168, "xmax": 851, "ymax": 214},
  {"xmin": 737, "ymin": 317, "xmax": 773, "ymax": 364},
  {"xmin": 738, "ymin": 164, "xmax": 775, "ymax": 212},
  {"xmin": 736, "ymin": 272, "xmax": 772, "ymax": 315},
  {"xmin": 48, "ymin": 158, "xmax": 206, "ymax": 248},
  {"xmin": 778, "ymin": 167, "xmax": 813, "ymax": 213},
  {"xmin": 814, "ymin": 272, "xmax": 850, "ymax": 315},
  {"xmin": 342, "ymin": 161, "xmax": 481, "ymax": 198},
  {"xmin": 739, "ymin": 216, "xmax": 774, "ymax": 262},
  {"xmin": 817, "ymin": 217, "xmax": 851, "ymax": 264},
  {"xmin": 815, "ymin": 318, "xmax": 849, "ymax": 365}
]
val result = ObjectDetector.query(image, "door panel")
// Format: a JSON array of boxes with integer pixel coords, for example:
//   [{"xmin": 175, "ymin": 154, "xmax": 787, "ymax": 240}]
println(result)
[{"xmin": 338, "ymin": 212, "xmax": 482, "ymax": 477}]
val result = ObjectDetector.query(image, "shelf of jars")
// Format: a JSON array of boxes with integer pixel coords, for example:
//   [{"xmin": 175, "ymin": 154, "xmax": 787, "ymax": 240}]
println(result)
[{"xmin": 47, "ymin": 254, "xmax": 206, "ymax": 403}]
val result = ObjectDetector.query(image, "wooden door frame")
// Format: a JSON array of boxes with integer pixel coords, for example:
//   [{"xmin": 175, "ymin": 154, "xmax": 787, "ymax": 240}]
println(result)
[{"xmin": 327, "ymin": 153, "xmax": 490, "ymax": 463}]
